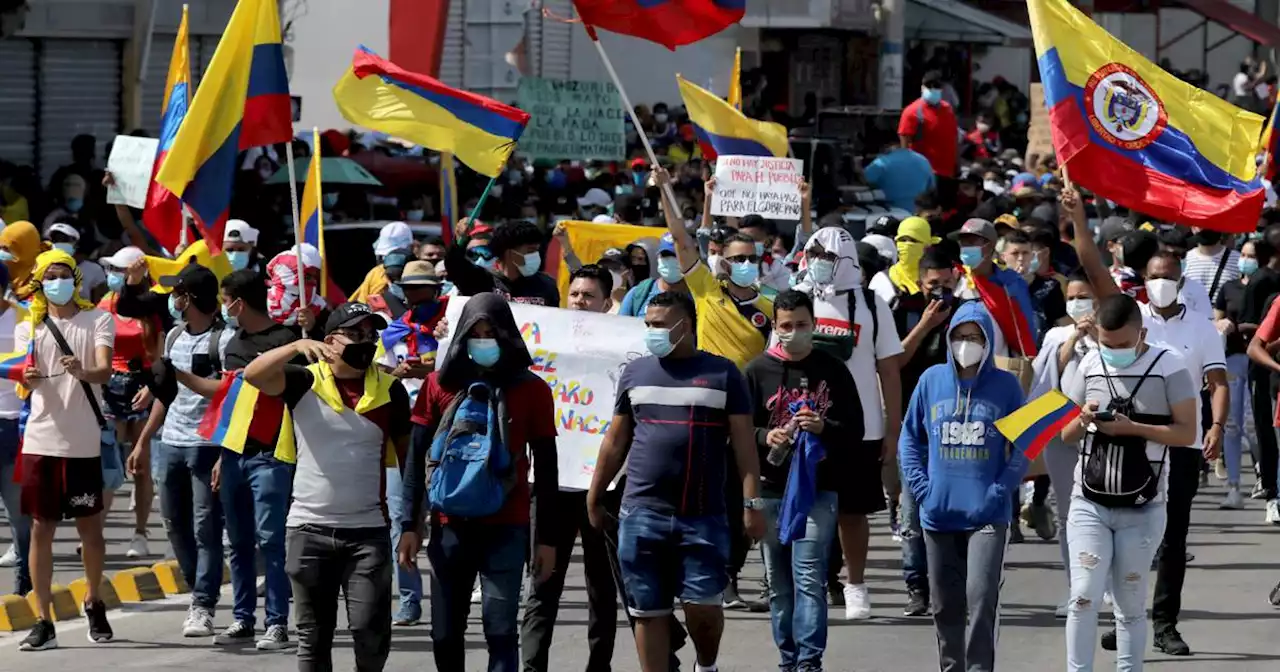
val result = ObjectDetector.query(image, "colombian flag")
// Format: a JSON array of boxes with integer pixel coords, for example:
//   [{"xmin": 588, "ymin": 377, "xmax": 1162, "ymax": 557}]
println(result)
[
  {"xmin": 300, "ymin": 129, "xmax": 327, "ymax": 300},
  {"xmin": 1030, "ymin": 0, "xmax": 1265, "ymax": 233},
  {"xmin": 333, "ymin": 47, "xmax": 530, "ymax": 178},
  {"xmin": 0, "ymin": 349, "xmax": 29, "ymax": 383},
  {"xmin": 142, "ymin": 4, "xmax": 190, "ymax": 255},
  {"xmin": 198, "ymin": 372, "xmax": 291, "ymax": 456},
  {"xmin": 155, "ymin": 0, "xmax": 293, "ymax": 252},
  {"xmin": 1262, "ymin": 102, "xmax": 1279, "ymax": 181},
  {"xmin": 677, "ymin": 75, "xmax": 788, "ymax": 160},
  {"xmin": 574, "ymin": 0, "xmax": 745, "ymax": 51},
  {"xmin": 995, "ymin": 390, "xmax": 1081, "ymax": 461}
]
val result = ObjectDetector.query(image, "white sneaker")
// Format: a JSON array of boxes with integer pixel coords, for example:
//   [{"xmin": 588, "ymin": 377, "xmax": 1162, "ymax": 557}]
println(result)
[
  {"xmin": 0, "ymin": 545, "xmax": 17, "ymax": 568},
  {"xmin": 1219, "ymin": 486, "xmax": 1245, "ymax": 510},
  {"xmin": 470, "ymin": 584, "xmax": 482, "ymax": 604},
  {"xmin": 125, "ymin": 533, "xmax": 150, "ymax": 559},
  {"xmin": 256, "ymin": 624, "xmax": 291, "ymax": 651},
  {"xmin": 1266, "ymin": 499, "xmax": 1280, "ymax": 525},
  {"xmin": 1103, "ymin": 591, "xmax": 1113, "ymax": 607},
  {"xmin": 182, "ymin": 605, "xmax": 215, "ymax": 637},
  {"xmin": 1214, "ymin": 458, "xmax": 1228, "ymax": 481},
  {"xmin": 843, "ymin": 583, "xmax": 871, "ymax": 620}
]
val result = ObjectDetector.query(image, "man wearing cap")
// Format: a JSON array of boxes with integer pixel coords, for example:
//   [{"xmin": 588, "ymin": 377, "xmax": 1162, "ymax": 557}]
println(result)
[
  {"xmin": 621, "ymin": 233, "xmax": 691, "ymax": 318},
  {"xmin": 352, "ymin": 221, "xmax": 414, "ymax": 303},
  {"xmin": 865, "ymin": 141, "xmax": 936, "ymax": 212},
  {"xmin": 120, "ymin": 262, "xmax": 236, "ymax": 640},
  {"xmin": 579, "ymin": 187, "xmax": 613, "ymax": 221},
  {"xmin": 365, "ymin": 248, "xmax": 413, "ymax": 320},
  {"xmin": 245, "ymin": 302, "xmax": 410, "ymax": 671},
  {"xmin": 445, "ymin": 219, "xmax": 560, "ymax": 307},
  {"xmin": 44, "ymin": 222, "xmax": 106, "ymax": 301},
  {"xmin": 223, "ymin": 219, "xmax": 261, "ymax": 273},
  {"xmin": 951, "ymin": 218, "xmax": 1039, "ymax": 359},
  {"xmin": 899, "ymin": 71, "xmax": 959, "ymax": 180}
]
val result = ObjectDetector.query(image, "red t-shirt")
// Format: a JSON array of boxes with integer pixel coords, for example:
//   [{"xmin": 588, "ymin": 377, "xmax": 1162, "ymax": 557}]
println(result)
[
  {"xmin": 1255, "ymin": 299, "xmax": 1280, "ymax": 426},
  {"xmin": 99, "ymin": 295, "xmax": 153, "ymax": 372},
  {"xmin": 411, "ymin": 371, "xmax": 557, "ymax": 525},
  {"xmin": 899, "ymin": 98, "xmax": 958, "ymax": 177}
]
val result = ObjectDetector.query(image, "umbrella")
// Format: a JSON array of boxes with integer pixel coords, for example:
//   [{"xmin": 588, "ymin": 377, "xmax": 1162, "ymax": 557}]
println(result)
[
  {"xmin": 267, "ymin": 157, "xmax": 383, "ymax": 187},
  {"xmin": 349, "ymin": 152, "xmax": 435, "ymax": 193}
]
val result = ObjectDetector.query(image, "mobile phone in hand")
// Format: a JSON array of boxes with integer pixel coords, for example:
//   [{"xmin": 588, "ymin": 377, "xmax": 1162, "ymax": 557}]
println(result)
[{"xmin": 1093, "ymin": 411, "xmax": 1115, "ymax": 423}]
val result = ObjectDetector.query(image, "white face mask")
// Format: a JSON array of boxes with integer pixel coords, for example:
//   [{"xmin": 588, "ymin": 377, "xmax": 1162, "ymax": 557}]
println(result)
[
  {"xmin": 1066, "ymin": 298, "xmax": 1093, "ymax": 321},
  {"xmin": 1145, "ymin": 278, "xmax": 1180, "ymax": 308},
  {"xmin": 951, "ymin": 340, "xmax": 986, "ymax": 368},
  {"xmin": 707, "ymin": 254, "xmax": 724, "ymax": 275}
]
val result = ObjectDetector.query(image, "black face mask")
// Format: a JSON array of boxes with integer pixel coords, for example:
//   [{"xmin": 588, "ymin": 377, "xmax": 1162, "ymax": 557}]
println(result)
[
  {"xmin": 928, "ymin": 286, "xmax": 955, "ymax": 308},
  {"xmin": 340, "ymin": 342, "xmax": 377, "ymax": 370}
]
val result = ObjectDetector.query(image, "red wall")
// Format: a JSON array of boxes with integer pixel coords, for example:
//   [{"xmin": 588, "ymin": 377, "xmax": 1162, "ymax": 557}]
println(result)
[{"xmin": 389, "ymin": 0, "xmax": 451, "ymax": 77}]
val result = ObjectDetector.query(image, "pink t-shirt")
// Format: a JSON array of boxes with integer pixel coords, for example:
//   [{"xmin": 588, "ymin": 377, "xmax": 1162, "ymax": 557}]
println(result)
[{"xmin": 16, "ymin": 308, "xmax": 115, "ymax": 458}]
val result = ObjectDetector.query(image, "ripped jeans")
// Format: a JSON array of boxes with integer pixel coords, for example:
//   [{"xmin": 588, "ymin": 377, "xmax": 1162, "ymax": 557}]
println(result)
[{"xmin": 1065, "ymin": 496, "xmax": 1167, "ymax": 672}]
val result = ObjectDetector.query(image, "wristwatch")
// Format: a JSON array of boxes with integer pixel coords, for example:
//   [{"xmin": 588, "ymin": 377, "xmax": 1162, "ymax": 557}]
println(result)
[{"xmin": 743, "ymin": 497, "xmax": 766, "ymax": 510}]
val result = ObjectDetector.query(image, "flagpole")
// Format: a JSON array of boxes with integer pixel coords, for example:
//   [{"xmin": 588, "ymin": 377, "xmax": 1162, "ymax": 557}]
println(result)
[
  {"xmin": 584, "ymin": 28, "xmax": 680, "ymax": 213},
  {"xmin": 285, "ymin": 138, "xmax": 306, "ymax": 304},
  {"xmin": 464, "ymin": 176, "xmax": 498, "ymax": 231}
]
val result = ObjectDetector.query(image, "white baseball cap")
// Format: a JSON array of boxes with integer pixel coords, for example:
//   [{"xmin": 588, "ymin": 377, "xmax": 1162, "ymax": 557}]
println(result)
[
  {"xmin": 44, "ymin": 222, "xmax": 80, "ymax": 241},
  {"xmin": 101, "ymin": 246, "xmax": 146, "ymax": 270},
  {"xmin": 578, "ymin": 188, "xmax": 613, "ymax": 209},
  {"xmin": 223, "ymin": 219, "xmax": 259, "ymax": 245}
]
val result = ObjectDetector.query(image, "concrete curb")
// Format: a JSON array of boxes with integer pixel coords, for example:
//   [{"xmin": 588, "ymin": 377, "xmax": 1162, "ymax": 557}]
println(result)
[
  {"xmin": 27, "ymin": 585, "xmax": 78, "ymax": 621},
  {"xmin": 152, "ymin": 559, "xmax": 190, "ymax": 595},
  {"xmin": 0, "ymin": 595, "xmax": 35, "ymax": 632},
  {"xmin": 69, "ymin": 578, "xmax": 122, "ymax": 610},
  {"xmin": 112, "ymin": 567, "xmax": 166, "ymax": 602}
]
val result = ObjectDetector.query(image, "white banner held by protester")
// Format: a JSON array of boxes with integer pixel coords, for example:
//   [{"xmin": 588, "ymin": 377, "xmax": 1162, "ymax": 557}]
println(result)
[
  {"xmin": 711, "ymin": 155, "xmax": 805, "ymax": 220},
  {"xmin": 105, "ymin": 135, "xmax": 161, "ymax": 209},
  {"xmin": 440, "ymin": 298, "xmax": 647, "ymax": 490}
]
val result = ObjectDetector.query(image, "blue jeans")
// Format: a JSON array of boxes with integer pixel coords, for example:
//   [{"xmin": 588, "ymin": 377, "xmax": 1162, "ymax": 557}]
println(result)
[
  {"xmin": 1224, "ymin": 353, "xmax": 1250, "ymax": 485},
  {"xmin": 154, "ymin": 442, "xmax": 223, "ymax": 609},
  {"xmin": 427, "ymin": 520, "xmax": 528, "ymax": 672},
  {"xmin": 386, "ymin": 466, "xmax": 422, "ymax": 610},
  {"xmin": 0, "ymin": 418, "xmax": 30, "ymax": 595},
  {"xmin": 760, "ymin": 491, "xmax": 838, "ymax": 670},
  {"xmin": 1065, "ymin": 497, "xmax": 1167, "ymax": 672},
  {"xmin": 900, "ymin": 486, "xmax": 927, "ymax": 592},
  {"xmin": 617, "ymin": 505, "xmax": 730, "ymax": 616},
  {"xmin": 219, "ymin": 450, "xmax": 292, "ymax": 627}
]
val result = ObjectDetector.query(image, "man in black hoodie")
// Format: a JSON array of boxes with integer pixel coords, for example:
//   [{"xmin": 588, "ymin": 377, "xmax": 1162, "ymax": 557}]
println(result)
[
  {"xmin": 399, "ymin": 293, "xmax": 559, "ymax": 671},
  {"xmin": 745, "ymin": 291, "xmax": 863, "ymax": 671}
]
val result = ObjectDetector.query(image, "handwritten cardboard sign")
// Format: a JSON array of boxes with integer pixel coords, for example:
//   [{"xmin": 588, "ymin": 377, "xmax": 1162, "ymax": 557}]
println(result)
[
  {"xmin": 105, "ymin": 135, "xmax": 160, "ymax": 209},
  {"xmin": 711, "ymin": 155, "xmax": 805, "ymax": 220},
  {"xmin": 517, "ymin": 76, "xmax": 626, "ymax": 161}
]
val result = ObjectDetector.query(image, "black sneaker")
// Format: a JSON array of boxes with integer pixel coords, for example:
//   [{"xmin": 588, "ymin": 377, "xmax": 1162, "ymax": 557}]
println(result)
[
  {"xmin": 19, "ymin": 620, "xmax": 58, "ymax": 651},
  {"xmin": 903, "ymin": 588, "xmax": 930, "ymax": 616},
  {"xmin": 1100, "ymin": 628, "xmax": 1117, "ymax": 651},
  {"xmin": 1009, "ymin": 525, "xmax": 1025, "ymax": 544},
  {"xmin": 85, "ymin": 600, "xmax": 113, "ymax": 643},
  {"xmin": 828, "ymin": 583, "xmax": 845, "ymax": 607},
  {"xmin": 213, "ymin": 620, "xmax": 255, "ymax": 645},
  {"xmin": 1268, "ymin": 581, "xmax": 1280, "ymax": 607},
  {"xmin": 1154, "ymin": 628, "xmax": 1191, "ymax": 656}
]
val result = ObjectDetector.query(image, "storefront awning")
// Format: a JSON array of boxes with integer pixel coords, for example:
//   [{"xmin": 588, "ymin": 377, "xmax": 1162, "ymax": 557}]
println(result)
[
  {"xmin": 906, "ymin": 0, "xmax": 1033, "ymax": 46},
  {"xmin": 1174, "ymin": 0, "xmax": 1280, "ymax": 49}
]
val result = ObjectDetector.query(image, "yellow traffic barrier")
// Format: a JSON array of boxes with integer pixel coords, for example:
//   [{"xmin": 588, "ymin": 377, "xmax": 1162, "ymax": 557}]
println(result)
[
  {"xmin": 0, "ymin": 594, "xmax": 37, "ymax": 631},
  {"xmin": 112, "ymin": 567, "xmax": 165, "ymax": 602},
  {"xmin": 222, "ymin": 561, "xmax": 231, "ymax": 585},
  {"xmin": 68, "ymin": 577, "xmax": 121, "ymax": 610},
  {"xmin": 26, "ymin": 584, "xmax": 79, "ymax": 621},
  {"xmin": 152, "ymin": 559, "xmax": 190, "ymax": 595}
]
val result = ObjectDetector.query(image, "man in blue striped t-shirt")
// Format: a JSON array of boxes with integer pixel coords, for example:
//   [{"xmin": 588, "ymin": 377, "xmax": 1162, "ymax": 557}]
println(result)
[{"xmin": 588, "ymin": 290, "xmax": 763, "ymax": 672}]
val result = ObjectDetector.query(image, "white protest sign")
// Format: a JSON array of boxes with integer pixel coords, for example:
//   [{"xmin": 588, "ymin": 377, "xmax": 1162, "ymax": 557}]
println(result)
[
  {"xmin": 711, "ymin": 155, "xmax": 804, "ymax": 220},
  {"xmin": 106, "ymin": 135, "xmax": 160, "ymax": 209},
  {"xmin": 440, "ymin": 298, "xmax": 647, "ymax": 490}
]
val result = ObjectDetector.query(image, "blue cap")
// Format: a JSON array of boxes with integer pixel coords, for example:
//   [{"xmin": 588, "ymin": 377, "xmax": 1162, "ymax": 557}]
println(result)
[{"xmin": 658, "ymin": 232, "xmax": 676, "ymax": 256}]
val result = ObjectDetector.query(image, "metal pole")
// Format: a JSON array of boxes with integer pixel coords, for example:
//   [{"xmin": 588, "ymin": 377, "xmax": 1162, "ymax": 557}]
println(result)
[
  {"xmin": 877, "ymin": 0, "xmax": 904, "ymax": 109},
  {"xmin": 285, "ymin": 140, "xmax": 305, "ymax": 301}
]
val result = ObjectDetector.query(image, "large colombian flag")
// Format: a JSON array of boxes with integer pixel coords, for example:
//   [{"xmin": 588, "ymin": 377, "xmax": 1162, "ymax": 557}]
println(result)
[
  {"xmin": 198, "ymin": 372, "xmax": 292, "ymax": 459},
  {"xmin": 995, "ymin": 390, "xmax": 1081, "ymax": 461},
  {"xmin": 333, "ymin": 47, "xmax": 530, "ymax": 179},
  {"xmin": 142, "ymin": 3, "xmax": 190, "ymax": 255},
  {"xmin": 574, "ymin": 0, "xmax": 745, "ymax": 51},
  {"xmin": 155, "ymin": 0, "xmax": 293, "ymax": 253},
  {"xmin": 299, "ymin": 128, "xmax": 327, "ymax": 300},
  {"xmin": 677, "ymin": 75, "xmax": 788, "ymax": 161},
  {"xmin": 1030, "ymin": 0, "xmax": 1266, "ymax": 233}
]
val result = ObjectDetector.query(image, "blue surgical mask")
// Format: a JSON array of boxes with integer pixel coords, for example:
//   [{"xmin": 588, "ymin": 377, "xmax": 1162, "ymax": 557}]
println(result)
[
  {"xmin": 53, "ymin": 242, "xmax": 76, "ymax": 256},
  {"xmin": 222, "ymin": 304, "xmax": 239, "ymax": 328},
  {"xmin": 519, "ymin": 251, "xmax": 541, "ymax": 277},
  {"xmin": 42, "ymin": 278, "xmax": 75, "ymax": 306},
  {"xmin": 0, "ymin": 250, "xmax": 15, "ymax": 263},
  {"xmin": 226, "ymin": 250, "xmax": 250, "ymax": 271},
  {"xmin": 808, "ymin": 259, "xmax": 836, "ymax": 285},
  {"xmin": 388, "ymin": 283, "xmax": 406, "ymax": 301},
  {"xmin": 1028, "ymin": 255, "xmax": 1041, "ymax": 274},
  {"xmin": 168, "ymin": 293, "xmax": 185, "ymax": 320},
  {"xmin": 406, "ymin": 209, "xmax": 425, "ymax": 221},
  {"xmin": 107, "ymin": 272, "xmax": 125, "ymax": 293},
  {"xmin": 959, "ymin": 246, "xmax": 985, "ymax": 267},
  {"xmin": 657, "ymin": 257, "xmax": 683, "ymax": 283},
  {"xmin": 645, "ymin": 327, "xmax": 679, "ymax": 357},
  {"xmin": 441, "ymin": 280, "xmax": 455, "ymax": 295},
  {"xmin": 467, "ymin": 337, "xmax": 501, "ymax": 367},
  {"xmin": 65, "ymin": 198, "xmax": 83, "ymax": 213},
  {"xmin": 1239, "ymin": 257, "xmax": 1260, "ymax": 276},
  {"xmin": 754, "ymin": 241, "xmax": 765, "ymax": 257},
  {"xmin": 729, "ymin": 261, "xmax": 759, "ymax": 287},
  {"xmin": 922, "ymin": 88, "xmax": 943, "ymax": 105},
  {"xmin": 1100, "ymin": 346, "xmax": 1138, "ymax": 369}
]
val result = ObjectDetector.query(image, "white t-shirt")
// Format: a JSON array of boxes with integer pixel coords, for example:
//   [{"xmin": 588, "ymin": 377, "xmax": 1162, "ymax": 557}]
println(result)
[
  {"xmin": 1140, "ymin": 302, "xmax": 1226, "ymax": 449},
  {"xmin": 869, "ymin": 271, "xmax": 896, "ymax": 306},
  {"xmin": 1233, "ymin": 72, "xmax": 1251, "ymax": 98},
  {"xmin": 810, "ymin": 289, "xmax": 903, "ymax": 440},
  {"xmin": 17, "ymin": 309, "xmax": 115, "ymax": 458},
  {"xmin": 0, "ymin": 308, "xmax": 22, "ymax": 419}
]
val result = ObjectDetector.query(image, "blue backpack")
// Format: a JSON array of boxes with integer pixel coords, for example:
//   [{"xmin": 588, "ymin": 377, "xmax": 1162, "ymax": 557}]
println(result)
[{"xmin": 427, "ymin": 381, "xmax": 516, "ymax": 517}]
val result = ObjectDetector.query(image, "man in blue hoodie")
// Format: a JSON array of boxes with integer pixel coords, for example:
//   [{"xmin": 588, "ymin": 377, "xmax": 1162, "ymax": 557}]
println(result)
[{"xmin": 899, "ymin": 301, "xmax": 1029, "ymax": 672}]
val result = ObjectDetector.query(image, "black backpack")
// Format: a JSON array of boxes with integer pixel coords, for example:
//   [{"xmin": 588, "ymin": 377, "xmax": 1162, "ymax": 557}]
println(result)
[{"xmin": 1080, "ymin": 350, "xmax": 1169, "ymax": 509}]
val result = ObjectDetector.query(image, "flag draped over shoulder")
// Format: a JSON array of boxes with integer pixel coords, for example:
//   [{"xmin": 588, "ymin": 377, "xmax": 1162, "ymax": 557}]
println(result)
[
  {"xmin": 966, "ymin": 267, "xmax": 1039, "ymax": 358},
  {"xmin": 333, "ymin": 47, "xmax": 530, "ymax": 178},
  {"xmin": 995, "ymin": 390, "xmax": 1081, "ymax": 460},
  {"xmin": 379, "ymin": 300, "xmax": 447, "ymax": 366},
  {"xmin": 143, "ymin": 3, "xmax": 190, "ymax": 255},
  {"xmin": 573, "ymin": 0, "xmax": 745, "ymax": 51},
  {"xmin": 198, "ymin": 372, "xmax": 292, "ymax": 458},
  {"xmin": 300, "ymin": 129, "xmax": 327, "ymax": 300},
  {"xmin": 154, "ymin": 0, "xmax": 292, "ymax": 252},
  {"xmin": 677, "ymin": 75, "xmax": 788, "ymax": 160},
  {"xmin": 1029, "ymin": 0, "xmax": 1265, "ymax": 232}
]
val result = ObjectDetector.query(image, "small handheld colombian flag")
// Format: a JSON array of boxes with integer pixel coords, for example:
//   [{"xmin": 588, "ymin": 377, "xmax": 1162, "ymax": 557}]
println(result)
[
  {"xmin": 995, "ymin": 390, "xmax": 1081, "ymax": 461},
  {"xmin": 1029, "ymin": 0, "xmax": 1265, "ymax": 233},
  {"xmin": 0, "ymin": 349, "xmax": 29, "ymax": 383},
  {"xmin": 198, "ymin": 372, "xmax": 292, "ymax": 459}
]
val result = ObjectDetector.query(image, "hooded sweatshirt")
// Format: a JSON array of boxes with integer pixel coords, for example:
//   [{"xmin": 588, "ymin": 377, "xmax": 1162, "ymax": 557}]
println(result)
[
  {"xmin": 898, "ymin": 301, "xmax": 1028, "ymax": 533},
  {"xmin": 1, "ymin": 221, "xmax": 45, "ymax": 299}
]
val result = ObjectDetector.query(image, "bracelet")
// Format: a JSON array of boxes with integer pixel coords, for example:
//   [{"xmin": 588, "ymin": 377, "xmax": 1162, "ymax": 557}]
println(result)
[{"xmin": 1212, "ymin": 421, "xmax": 1224, "ymax": 428}]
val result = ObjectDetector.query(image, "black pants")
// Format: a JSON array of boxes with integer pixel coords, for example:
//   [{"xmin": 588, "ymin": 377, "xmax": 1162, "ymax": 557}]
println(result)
[
  {"xmin": 286, "ymin": 525, "xmax": 393, "ymax": 672},
  {"xmin": 521, "ymin": 490, "xmax": 618, "ymax": 672},
  {"xmin": 1151, "ymin": 448, "xmax": 1202, "ymax": 635},
  {"xmin": 1251, "ymin": 369, "xmax": 1279, "ymax": 494}
]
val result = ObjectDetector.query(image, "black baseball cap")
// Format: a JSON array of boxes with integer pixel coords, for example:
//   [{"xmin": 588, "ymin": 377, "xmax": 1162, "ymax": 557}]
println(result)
[
  {"xmin": 868, "ymin": 215, "xmax": 900, "ymax": 237},
  {"xmin": 159, "ymin": 263, "xmax": 219, "ymax": 302},
  {"xmin": 323, "ymin": 302, "xmax": 388, "ymax": 335}
]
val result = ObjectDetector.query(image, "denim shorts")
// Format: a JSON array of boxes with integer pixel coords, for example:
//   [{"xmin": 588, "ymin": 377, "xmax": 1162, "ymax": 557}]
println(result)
[
  {"xmin": 100, "ymin": 426, "xmax": 124, "ymax": 492},
  {"xmin": 104, "ymin": 370, "xmax": 148, "ymax": 422},
  {"xmin": 617, "ymin": 504, "xmax": 730, "ymax": 617}
]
